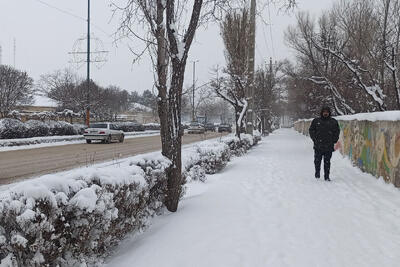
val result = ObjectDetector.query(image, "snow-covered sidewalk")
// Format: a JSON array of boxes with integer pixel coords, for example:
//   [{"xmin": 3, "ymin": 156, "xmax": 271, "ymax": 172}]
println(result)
[{"xmin": 106, "ymin": 128, "xmax": 400, "ymax": 267}]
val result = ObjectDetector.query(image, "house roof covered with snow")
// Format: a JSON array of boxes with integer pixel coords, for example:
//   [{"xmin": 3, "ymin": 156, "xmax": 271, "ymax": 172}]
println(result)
[{"xmin": 32, "ymin": 94, "xmax": 58, "ymax": 108}]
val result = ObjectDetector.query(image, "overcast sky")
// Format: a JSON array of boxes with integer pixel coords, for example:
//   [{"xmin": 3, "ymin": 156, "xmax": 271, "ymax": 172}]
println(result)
[{"xmin": 0, "ymin": 0, "xmax": 334, "ymax": 94}]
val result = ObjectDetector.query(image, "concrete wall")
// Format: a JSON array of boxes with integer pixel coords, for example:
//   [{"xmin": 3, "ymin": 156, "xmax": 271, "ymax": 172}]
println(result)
[{"xmin": 294, "ymin": 119, "xmax": 400, "ymax": 187}]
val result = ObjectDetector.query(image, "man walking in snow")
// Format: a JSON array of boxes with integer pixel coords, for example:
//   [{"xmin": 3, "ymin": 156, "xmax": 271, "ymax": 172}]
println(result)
[{"xmin": 309, "ymin": 106, "xmax": 340, "ymax": 181}]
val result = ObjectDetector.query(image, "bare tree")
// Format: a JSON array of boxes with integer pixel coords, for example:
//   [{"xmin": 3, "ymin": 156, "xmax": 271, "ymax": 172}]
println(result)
[
  {"xmin": 211, "ymin": 66, "xmax": 248, "ymax": 137},
  {"xmin": 184, "ymin": 83, "xmax": 214, "ymax": 119},
  {"xmin": 114, "ymin": 0, "xmax": 239, "ymax": 211},
  {"xmin": 211, "ymin": 8, "xmax": 251, "ymax": 138},
  {"xmin": 285, "ymin": 12, "xmax": 356, "ymax": 115},
  {"xmin": 40, "ymin": 69, "xmax": 130, "ymax": 121},
  {"xmin": 253, "ymin": 60, "xmax": 288, "ymax": 133},
  {"xmin": 285, "ymin": 0, "xmax": 400, "ymax": 115},
  {"xmin": 0, "ymin": 65, "xmax": 34, "ymax": 118}
]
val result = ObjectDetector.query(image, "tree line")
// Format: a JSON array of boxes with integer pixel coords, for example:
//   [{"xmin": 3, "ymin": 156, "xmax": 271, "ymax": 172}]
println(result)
[
  {"xmin": 285, "ymin": 0, "xmax": 400, "ymax": 119},
  {"xmin": 0, "ymin": 66, "xmax": 157, "ymax": 120}
]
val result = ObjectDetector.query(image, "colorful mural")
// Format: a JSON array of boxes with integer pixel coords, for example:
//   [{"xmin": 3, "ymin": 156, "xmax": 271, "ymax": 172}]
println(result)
[{"xmin": 294, "ymin": 120, "xmax": 400, "ymax": 187}]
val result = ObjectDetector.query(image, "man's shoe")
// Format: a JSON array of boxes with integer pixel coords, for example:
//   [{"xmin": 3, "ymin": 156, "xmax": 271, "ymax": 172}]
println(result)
[
  {"xmin": 325, "ymin": 177, "xmax": 331, "ymax": 181},
  {"xmin": 315, "ymin": 176, "xmax": 320, "ymax": 179}
]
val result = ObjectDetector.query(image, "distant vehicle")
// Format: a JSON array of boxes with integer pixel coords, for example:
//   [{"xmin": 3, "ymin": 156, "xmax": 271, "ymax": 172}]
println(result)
[
  {"xmin": 143, "ymin": 123, "xmax": 161, "ymax": 131},
  {"xmin": 188, "ymin": 122, "xmax": 205, "ymax": 134},
  {"xmin": 181, "ymin": 122, "xmax": 190, "ymax": 130},
  {"xmin": 117, "ymin": 122, "xmax": 145, "ymax": 132},
  {"xmin": 204, "ymin": 122, "xmax": 216, "ymax": 132},
  {"xmin": 218, "ymin": 124, "xmax": 232, "ymax": 133},
  {"xmin": 83, "ymin": 123, "xmax": 124, "ymax": 144}
]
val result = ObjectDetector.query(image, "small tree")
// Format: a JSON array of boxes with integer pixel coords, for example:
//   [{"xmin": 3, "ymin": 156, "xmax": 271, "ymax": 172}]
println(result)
[
  {"xmin": 0, "ymin": 65, "xmax": 34, "ymax": 118},
  {"xmin": 211, "ymin": 8, "xmax": 251, "ymax": 138}
]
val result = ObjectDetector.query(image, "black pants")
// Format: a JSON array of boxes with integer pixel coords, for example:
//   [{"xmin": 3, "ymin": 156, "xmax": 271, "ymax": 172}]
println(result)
[{"xmin": 314, "ymin": 149, "xmax": 332, "ymax": 179}]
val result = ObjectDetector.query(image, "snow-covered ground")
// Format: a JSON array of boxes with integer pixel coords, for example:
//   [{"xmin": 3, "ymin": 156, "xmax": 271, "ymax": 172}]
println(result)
[{"xmin": 106, "ymin": 128, "xmax": 400, "ymax": 267}]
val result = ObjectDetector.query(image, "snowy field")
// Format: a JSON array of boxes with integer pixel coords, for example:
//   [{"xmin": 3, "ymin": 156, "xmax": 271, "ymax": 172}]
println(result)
[{"xmin": 106, "ymin": 128, "xmax": 400, "ymax": 267}]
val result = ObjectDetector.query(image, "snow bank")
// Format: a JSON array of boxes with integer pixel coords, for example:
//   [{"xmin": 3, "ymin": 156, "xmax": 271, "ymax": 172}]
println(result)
[
  {"xmin": 296, "ymin": 110, "xmax": 400, "ymax": 123},
  {"xmin": 0, "ymin": 134, "xmax": 260, "ymax": 266},
  {"xmin": 335, "ymin": 110, "xmax": 400, "ymax": 121}
]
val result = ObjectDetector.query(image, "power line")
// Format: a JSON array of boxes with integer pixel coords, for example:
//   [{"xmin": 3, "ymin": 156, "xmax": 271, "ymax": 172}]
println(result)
[
  {"xmin": 267, "ymin": 2, "xmax": 276, "ymax": 58},
  {"xmin": 13, "ymin": 38, "xmax": 16, "ymax": 67},
  {"xmin": 261, "ymin": 22, "xmax": 272, "ymax": 58},
  {"xmin": 33, "ymin": 0, "xmax": 86, "ymax": 21},
  {"xmin": 31, "ymin": 0, "xmax": 111, "ymax": 37},
  {"xmin": 255, "ymin": 43, "xmax": 264, "ymax": 62}
]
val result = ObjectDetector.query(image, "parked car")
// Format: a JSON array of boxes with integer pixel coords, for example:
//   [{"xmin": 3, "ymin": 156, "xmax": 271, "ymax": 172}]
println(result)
[
  {"xmin": 181, "ymin": 122, "xmax": 190, "ymax": 130},
  {"xmin": 218, "ymin": 124, "xmax": 232, "ymax": 133},
  {"xmin": 83, "ymin": 123, "xmax": 124, "ymax": 144},
  {"xmin": 143, "ymin": 123, "xmax": 161, "ymax": 131},
  {"xmin": 188, "ymin": 122, "xmax": 205, "ymax": 134},
  {"xmin": 204, "ymin": 122, "xmax": 216, "ymax": 132},
  {"xmin": 116, "ymin": 121, "xmax": 145, "ymax": 132}
]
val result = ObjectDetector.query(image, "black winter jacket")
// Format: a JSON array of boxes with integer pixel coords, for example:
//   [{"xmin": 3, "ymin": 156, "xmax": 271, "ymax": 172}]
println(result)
[{"xmin": 309, "ymin": 116, "xmax": 340, "ymax": 152}]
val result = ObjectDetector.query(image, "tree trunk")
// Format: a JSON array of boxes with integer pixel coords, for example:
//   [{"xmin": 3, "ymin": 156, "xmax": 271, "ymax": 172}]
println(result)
[
  {"xmin": 235, "ymin": 108, "xmax": 241, "ymax": 138},
  {"xmin": 163, "ymin": 63, "xmax": 185, "ymax": 212},
  {"xmin": 153, "ymin": 0, "xmax": 182, "ymax": 211},
  {"xmin": 155, "ymin": 0, "xmax": 169, "ymax": 156},
  {"xmin": 161, "ymin": 0, "xmax": 203, "ymax": 212}
]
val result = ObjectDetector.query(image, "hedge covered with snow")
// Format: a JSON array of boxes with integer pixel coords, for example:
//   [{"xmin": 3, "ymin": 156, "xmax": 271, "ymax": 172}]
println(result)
[
  {"xmin": 0, "ymin": 134, "xmax": 260, "ymax": 266},
  {"xmin": 0, "ymin": 119, "xmax": 87, "ymax": 140}
]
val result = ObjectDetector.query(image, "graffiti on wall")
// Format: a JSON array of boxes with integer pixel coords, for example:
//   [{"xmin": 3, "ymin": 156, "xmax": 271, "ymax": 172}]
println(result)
[{"xmin": 295, "ymin": 120, "xmax": 400, "ymax": 187}]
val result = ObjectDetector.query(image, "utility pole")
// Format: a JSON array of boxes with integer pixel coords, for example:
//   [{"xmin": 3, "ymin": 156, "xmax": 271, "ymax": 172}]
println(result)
[
  {"xmin": 192, "ymin": 60, "xmax": 199, "ymax": 121},
  {"xmin": 392, "ymin": 46, "xmax": 400, "ymax": 109},
  {"xmin": 68, "ymin": 1, "xmax": 107, "ymax": 126},
  {"xmin": 246, "ymin": 0, "xmax": 256, "ymax": 135},
  {"xmin": 13, "ymin": 38, "xmax": 16, "ymax": 68},
  {"xmin": 86, "ymin": 0, "xmax": 91, "ymax": 126}
]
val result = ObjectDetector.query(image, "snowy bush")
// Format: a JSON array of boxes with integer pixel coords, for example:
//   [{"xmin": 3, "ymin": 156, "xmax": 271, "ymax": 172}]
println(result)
[
  {"xmin": 184, "ymin": 141, "xmax": 231, "ymax": 182},
  {"xmin": 48, "ymin": 120, "xmax": 77, "ymax": 136},
  {"xmin": 72, "ymin": 124, "xmax": 87, "ymax": 135},
  {"xmin": 0, "ymin": 119, "xmax": 81, "ymax": 140},
  {"xmin": 8, "ymin": 111, "xmax": 21, "ymax": 120},
  {"xmin": 222, "ymin": 134, "xmax": 254, "ymax": 156},
  {"xmin": 25, "ymin": 120, "xmax": 50, "ymax": 138},
  {"xmin": 0, "ymin": 159, "xmax": 171, "ymax": 266},
  {"xmin": 130, "ymin": 155, "xmax": 172, "ymax": 212},
  {"xmin": 0, "ymin": 118, "xmax": 27, "ymax": 139}
]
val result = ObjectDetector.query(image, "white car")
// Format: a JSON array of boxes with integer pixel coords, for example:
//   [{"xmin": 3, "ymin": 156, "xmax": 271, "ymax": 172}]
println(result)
[
  {"xmin": 83, "ymin": 123, "xmax": 124, "ymax": 144},
  {"xmin": 188, "ymin": 122, "xmax": 205, "ymax": 134}
]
